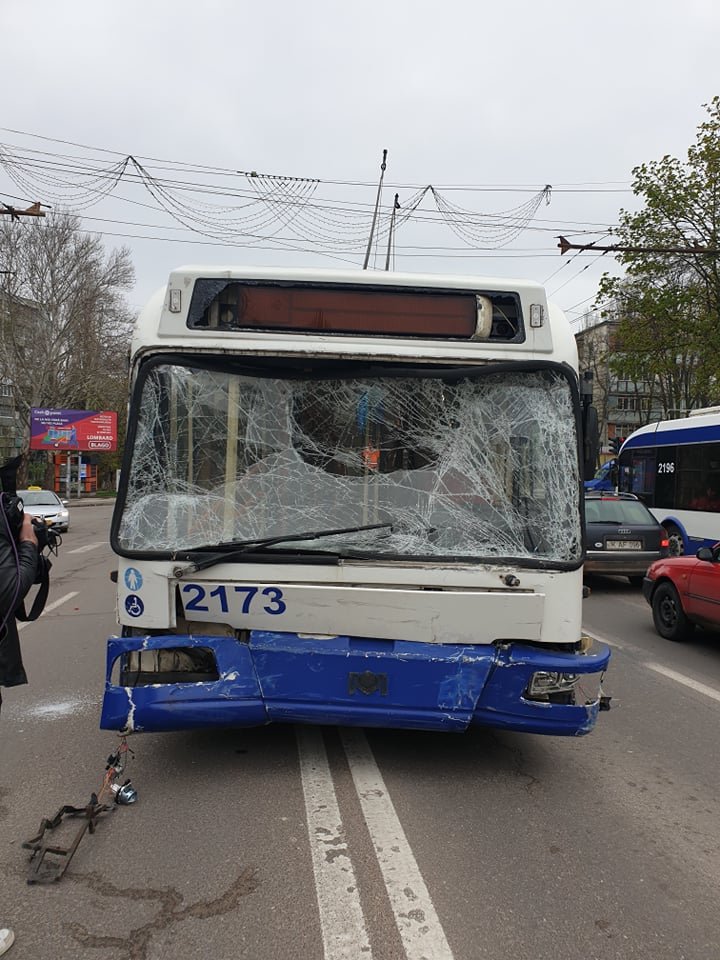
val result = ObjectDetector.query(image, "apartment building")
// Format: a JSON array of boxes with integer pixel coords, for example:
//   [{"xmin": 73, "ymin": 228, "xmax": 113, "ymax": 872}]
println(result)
[{"xmin": 573, "ymin": 311, "xmax": 664, "ymax": 458}]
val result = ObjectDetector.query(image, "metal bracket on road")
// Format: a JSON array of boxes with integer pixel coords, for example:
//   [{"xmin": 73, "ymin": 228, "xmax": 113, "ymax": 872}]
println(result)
[
  {"xmin": 22, "ymin": 737, "xmax": 137, "ymax": 884},
  {"xmin": 23, "ymin": 796, "xmax": 115, "ymax": 884}
]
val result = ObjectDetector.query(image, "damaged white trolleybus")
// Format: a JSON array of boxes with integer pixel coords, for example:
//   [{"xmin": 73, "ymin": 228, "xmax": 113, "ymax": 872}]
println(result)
[{"xmin": 101, "ymin": 266, "xmax": 610, "ymax": 736}]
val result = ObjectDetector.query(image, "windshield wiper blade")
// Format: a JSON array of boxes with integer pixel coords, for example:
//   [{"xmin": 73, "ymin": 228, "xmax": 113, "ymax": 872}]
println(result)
[{"xmin": 174, "ymin": 522, "xmax": 393, "ymax": 575}]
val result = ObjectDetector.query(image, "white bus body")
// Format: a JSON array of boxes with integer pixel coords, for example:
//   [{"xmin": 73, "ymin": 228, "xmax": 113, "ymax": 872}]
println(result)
[
  {"xmin": 619, "ymin": 409, "xmax": 720, "ymax": 555},
  {"xmin": 101, "ymin": 266, "xmax": 610, "ymax": 736}
]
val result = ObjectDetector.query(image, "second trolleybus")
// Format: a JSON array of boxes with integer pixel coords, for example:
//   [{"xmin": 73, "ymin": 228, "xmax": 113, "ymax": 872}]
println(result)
[{"xmin": 619, "ymin": 407, "xmax": 720, "ymax": 555}]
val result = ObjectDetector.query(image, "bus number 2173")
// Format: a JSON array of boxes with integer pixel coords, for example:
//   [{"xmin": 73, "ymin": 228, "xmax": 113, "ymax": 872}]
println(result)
[{"xmin": 181, "ymin": 583, "xmax": 287, "ymax": 616}]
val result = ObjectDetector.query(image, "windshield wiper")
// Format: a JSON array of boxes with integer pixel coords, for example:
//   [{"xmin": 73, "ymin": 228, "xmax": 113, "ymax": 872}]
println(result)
[{"xmin": 173, "ymin": 522, "xmax": 393, "ymax": 576}]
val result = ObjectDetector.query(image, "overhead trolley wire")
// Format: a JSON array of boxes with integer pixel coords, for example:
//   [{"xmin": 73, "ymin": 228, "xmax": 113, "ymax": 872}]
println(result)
[
  {"xmin": 0, "ymin": 142, "xmax": 619, "ymax": 229},
  {"xmin": 0, "ymin": 130, "xmax": 623, "ymax": 261},
  {"xmin": 0, "ymin": 127, "xmax": 633, "ymax": 192}
]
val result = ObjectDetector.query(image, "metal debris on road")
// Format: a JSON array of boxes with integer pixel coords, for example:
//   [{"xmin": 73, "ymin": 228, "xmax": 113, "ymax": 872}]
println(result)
[{"xmin": 23, "ymin": 737, "xmax": 137, "ymax": 883}]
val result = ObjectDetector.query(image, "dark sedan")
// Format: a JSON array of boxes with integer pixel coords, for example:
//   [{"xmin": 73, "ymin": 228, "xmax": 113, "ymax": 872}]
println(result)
[{"xmin": 584, "ymin": 492, "xmax": 669, "ymax": 587}]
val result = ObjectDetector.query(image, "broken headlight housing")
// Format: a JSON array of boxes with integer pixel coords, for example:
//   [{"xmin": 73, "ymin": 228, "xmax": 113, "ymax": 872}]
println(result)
[{"xmin": 526, "ymin": 671, "xmax": 579, "ymax": 703}]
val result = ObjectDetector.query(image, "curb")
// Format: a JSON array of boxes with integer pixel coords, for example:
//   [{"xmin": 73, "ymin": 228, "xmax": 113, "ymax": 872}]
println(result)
[{"xmin": 67, "ymin": 498, "xmax": 117, "ymax": 507}]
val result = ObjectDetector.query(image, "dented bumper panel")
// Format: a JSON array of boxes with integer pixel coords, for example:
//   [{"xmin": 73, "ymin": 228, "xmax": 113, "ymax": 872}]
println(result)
[
  {"xmin": 100, "ymin": 632, "xmax": 610, "ymax": 736},
  {"xmin": 473, "ymin": 643, "xmax": 610, "ymax": 736},
  {"xmin": 101, "ymin": 636, "xmax": 267, "ymax": 733}
]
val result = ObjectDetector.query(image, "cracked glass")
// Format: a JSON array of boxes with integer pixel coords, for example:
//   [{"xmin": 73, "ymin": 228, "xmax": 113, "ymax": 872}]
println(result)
[{"xmin": 117, "ymin": 361, "xmax": 582, "ymax": 563}]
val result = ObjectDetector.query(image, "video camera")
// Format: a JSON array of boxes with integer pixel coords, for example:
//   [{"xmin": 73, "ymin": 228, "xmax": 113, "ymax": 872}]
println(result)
[{"xmin": 1, "ymin": 455, "xmax": 60, "ymax": 597}]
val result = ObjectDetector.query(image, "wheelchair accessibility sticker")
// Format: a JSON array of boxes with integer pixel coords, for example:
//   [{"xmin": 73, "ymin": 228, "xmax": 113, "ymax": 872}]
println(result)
[
  {"xmin": 125, "ymin": 595, "xmax": 144, "ymax": 618},
  {"xmin": 124, "ymin": 568, "xmax": 143, "ymax": 591}
]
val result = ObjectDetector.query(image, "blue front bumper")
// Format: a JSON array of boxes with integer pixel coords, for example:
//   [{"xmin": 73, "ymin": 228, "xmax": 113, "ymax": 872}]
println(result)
[{"xmin": 100, "ymin": 632, "xmax": 610, "ymax": 737}]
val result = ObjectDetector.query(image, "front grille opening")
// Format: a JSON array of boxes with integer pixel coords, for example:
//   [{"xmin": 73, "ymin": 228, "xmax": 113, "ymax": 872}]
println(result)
[{"xmin": 116, "ymin": 647, "xmax": 220, "ymax": 686}]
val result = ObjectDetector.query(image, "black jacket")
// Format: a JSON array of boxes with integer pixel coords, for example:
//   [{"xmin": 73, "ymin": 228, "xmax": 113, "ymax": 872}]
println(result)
[{"xmin": 0, "ymin": 517, "xmax": 38, "ymax": 687}]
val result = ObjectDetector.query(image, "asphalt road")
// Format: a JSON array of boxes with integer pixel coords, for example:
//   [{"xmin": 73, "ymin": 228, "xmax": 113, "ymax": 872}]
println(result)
[{"xmin": 1, "ymin": 505, "xmax": 719, "ymax": 960}]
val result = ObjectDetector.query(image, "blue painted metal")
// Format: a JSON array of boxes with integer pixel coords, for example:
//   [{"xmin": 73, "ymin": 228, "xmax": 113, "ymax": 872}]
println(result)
[
  {"xmin": 650, "ymin": 515, "xmax": 718, "ymax": 554},
  {"xmin": 623, "ymin": 422, "xmax": 720, "ymax": 449},
  {"xmin": 690, "ymin": 534, "xmax": 720, "ymax": 550},
  {"xmin": 100, "ymin": 635, "xmax": 267, "ymax": 732},
  {"xmin": 101, "ymin": 631, "xmax": 610, "ymax": 737},
  {"xmin": 472, "ymin": 642, "xmax": 611, "ymax": 736},
  {"xmin": 584, "ymin": 459, "xmax": 616, "ymax": 491},
  {"xmin": 250, "ymin": 632, "xmax": 495, "ymax": 730},
  {"xmin": 653, "ymin": 514, "xmax": 689, "ymax": 555}
]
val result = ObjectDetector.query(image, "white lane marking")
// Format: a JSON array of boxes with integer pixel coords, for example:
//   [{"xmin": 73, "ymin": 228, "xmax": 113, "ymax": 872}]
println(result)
[
  {"xmin": 645, "ymin": 662, "xmax": 720, "ymax": 704},
  {"xmin": 296, "ymin": 726, "xmax": 372, "ymax": 960},
  {"xmin": 66, "ymin": 542, "xmax": 105, "ymax": 554},
  {"xmin": 341, "ymin": 728, "xmax": 455, "ymax": 960},
  {"xmin": 18, "ymin": 591, "xmax": 79, "ymax": 631},
  {"xmin": 586, "ymin": 629, "xmax": 720, "ymax": 704}
]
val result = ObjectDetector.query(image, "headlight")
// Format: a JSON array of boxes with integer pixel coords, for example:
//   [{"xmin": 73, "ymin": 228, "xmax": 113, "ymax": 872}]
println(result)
[{"xmin": 527, "ymin": 671, "xmax": 579, "ymax": 698}]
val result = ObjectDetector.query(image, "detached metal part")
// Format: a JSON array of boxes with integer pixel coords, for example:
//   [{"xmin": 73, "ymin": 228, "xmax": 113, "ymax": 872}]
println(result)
[
  {"xmin": 23, "ymin": 742, "xmax": 137, "ymax": 883},
  {"xmin": 23, "ymin": 795, "xmax": 114, "ymax": 884}
]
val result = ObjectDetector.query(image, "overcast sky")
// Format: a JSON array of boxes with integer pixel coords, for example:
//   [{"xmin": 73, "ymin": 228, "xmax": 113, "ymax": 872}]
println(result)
[{"xmin": 1, "ymin": 0, "xmax": 718, "ymax": 328}]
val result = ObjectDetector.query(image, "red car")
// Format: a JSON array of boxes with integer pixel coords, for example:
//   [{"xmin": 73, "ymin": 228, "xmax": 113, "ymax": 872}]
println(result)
[{"xmin": 643, "ymin": 545, "xmax": 720, "ymax": 641}]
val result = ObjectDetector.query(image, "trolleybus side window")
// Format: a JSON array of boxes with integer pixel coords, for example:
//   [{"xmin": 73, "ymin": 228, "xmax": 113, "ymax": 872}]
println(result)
[
  {"xmin": 623, "ymin": 442, "xmax": 720, "ymax": 511},
  {"xmin": 681, "ymin": 442, "xmax": 720, "ymax": 510}
]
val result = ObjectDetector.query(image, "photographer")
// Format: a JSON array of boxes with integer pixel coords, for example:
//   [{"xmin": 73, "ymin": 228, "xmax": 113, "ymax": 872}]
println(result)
[
  {"xmin": 0, "ymin": 506, "xmax": 38, "ymax": 959},
  {"xmin": 0, "ymin": 511, "xmax": 38, "ymax": 696}
]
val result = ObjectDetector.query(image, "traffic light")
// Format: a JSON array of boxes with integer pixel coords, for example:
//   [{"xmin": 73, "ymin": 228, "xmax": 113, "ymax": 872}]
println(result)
[{"xmin": 610, "ymin": 437, "xmax": 625, "ymax": 455}]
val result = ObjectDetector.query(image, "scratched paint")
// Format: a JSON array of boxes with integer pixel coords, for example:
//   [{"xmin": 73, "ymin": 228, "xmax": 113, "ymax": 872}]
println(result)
[{"xmin": 100, "ymin": 632, "xmax": 610, "ymax": 736}]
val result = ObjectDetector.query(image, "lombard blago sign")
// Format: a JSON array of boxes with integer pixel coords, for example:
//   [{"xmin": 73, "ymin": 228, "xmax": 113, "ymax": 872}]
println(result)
[{"xmin": 30, "ymin": 408, "xmax": 118, "ymax": 452}]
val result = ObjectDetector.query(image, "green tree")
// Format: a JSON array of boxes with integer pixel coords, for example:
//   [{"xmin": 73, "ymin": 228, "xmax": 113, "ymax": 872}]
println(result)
[
  {"xmin": 598, "ymin": 97, "xmax": 720, "ymax": 414},
  {"xmin": 0, "ymin": 210, "xmax": 135, "ymax": 485}
]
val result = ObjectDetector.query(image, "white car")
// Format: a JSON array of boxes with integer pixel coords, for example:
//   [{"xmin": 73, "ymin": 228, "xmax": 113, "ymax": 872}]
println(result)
[{"xmin": 18, "ymin": 488, "xmax": 70, "ymax": 533}]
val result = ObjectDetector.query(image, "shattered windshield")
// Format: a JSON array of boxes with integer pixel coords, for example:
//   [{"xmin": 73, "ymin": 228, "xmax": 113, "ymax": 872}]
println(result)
[{"xmin": 115, "ymin": 359, "xmax": 582, "ymax": 564}]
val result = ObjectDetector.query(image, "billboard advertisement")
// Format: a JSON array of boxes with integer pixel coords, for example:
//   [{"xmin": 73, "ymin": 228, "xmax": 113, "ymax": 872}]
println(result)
[{"xmin": 30, "ymin": 408, "xmax": 118, "ymax": 452}]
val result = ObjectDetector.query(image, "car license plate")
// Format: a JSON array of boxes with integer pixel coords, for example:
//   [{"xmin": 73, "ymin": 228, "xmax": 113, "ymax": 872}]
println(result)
[{"xmin": 606, "ymin": 540, "xmax": 642, "ymax": 550}]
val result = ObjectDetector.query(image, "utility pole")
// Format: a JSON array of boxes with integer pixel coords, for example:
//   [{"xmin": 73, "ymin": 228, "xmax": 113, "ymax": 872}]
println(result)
[
  {"xmin": 0, "ymin": 201, "xmax": 46, "ymax": 221},
  {"xmin": 363, "ymin": 149, "xmax": 387, "ymax": 270}
]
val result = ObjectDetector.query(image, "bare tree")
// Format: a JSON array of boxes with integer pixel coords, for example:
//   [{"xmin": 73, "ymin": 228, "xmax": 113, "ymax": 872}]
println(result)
[{"xmin": 0, "ymin": 210, "xmax": 135, "ymax": 482}]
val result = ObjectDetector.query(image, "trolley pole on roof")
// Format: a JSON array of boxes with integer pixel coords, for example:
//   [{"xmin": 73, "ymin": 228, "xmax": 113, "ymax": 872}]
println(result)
[
  {"xmin": 363, "ymin": 149, "xmax": 388, "ymax": 270},
  {"xmin": 384, "ymin": 194, "xmax": 400, "ymax": 271}
]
